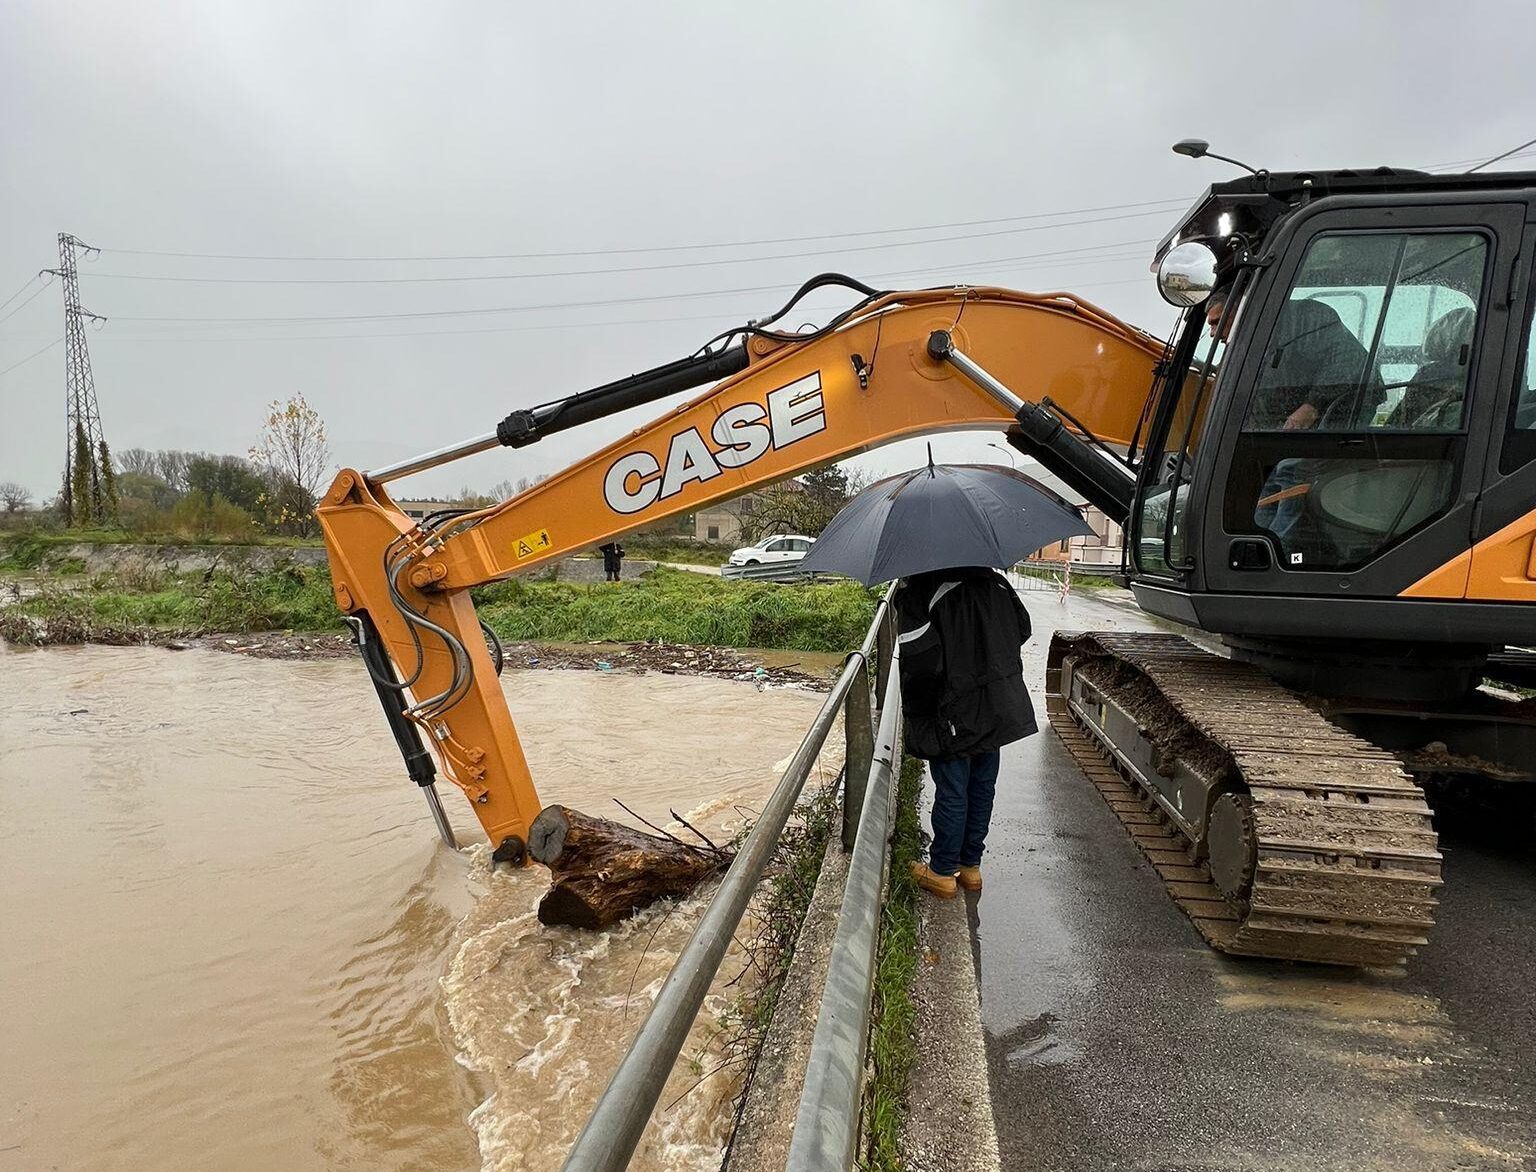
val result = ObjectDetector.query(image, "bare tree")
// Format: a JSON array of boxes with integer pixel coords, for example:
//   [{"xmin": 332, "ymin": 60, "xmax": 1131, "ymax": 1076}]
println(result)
[
  {"xmin": 250, "ymin": 394, "xmax": 331, "ymax": 531},
  {"xmin": 155, "ymin": 450, "xmax": 194, "ymax": 494},
  {"xmin": 452, "ymin": 485, "xmax": 496, "ymax": 508},
  {"xmin": 0, "ymin": 481, "xmax": 32, "ymax": 513},
  {"xmin": 117, "ymin": 447, "xmax": 159, "ymax": 478}
]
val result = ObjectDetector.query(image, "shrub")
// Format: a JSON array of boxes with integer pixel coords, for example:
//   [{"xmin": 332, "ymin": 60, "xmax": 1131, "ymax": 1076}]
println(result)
[{"xmin": 169, "ymin": 493, "xmax": 259, "ymax": 540}]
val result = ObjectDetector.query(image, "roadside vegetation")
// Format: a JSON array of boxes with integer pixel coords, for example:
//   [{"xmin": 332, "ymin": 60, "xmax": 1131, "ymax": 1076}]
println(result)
[
  {"xmin": 864, "ymin": 755, "xmax": 923, "ymax": 1171},
  {"xmin": 1, "ymin": 561, "xmax": 876, "ymax": 654},
  {"xmin": 718, "ymin": 777, "xmax": 842, "ymax": 1147}
]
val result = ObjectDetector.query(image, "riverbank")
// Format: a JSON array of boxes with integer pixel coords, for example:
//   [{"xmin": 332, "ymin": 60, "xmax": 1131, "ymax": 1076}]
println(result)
[{"xmin": 0, "ymin": 561, "xmax": 876, "ymax": 665}]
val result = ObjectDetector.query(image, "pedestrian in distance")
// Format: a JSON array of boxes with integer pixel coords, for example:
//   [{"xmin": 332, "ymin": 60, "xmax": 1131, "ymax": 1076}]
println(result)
[
  {"xmin": 897, "ymin": 565, "xmax": 1036, "ymax": 899},
  {"xmin": 599, "ymin": 541, "xmax": 625, "ymax": 582}
]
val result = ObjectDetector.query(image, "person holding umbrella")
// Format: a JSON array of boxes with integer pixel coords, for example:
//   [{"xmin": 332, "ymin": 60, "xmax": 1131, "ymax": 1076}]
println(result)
[
  {"xmin": 895, "ymin": 565, "xmax": 1033, "ymax": 897},
  {"xmin": 799, "ymin": 451, "xmax": 1092, "ymax": 898},
  {"xmin": 599, "ymin": 540, "xmax": 625, "ymax": 582}
]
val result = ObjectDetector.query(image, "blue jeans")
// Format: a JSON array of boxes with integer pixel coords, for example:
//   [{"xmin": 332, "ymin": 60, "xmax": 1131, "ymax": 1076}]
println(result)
[
  {"xmin": 1255, "ymin": 458, "xmax": 1310, "ymax": 540},
  {"xmin": 928, "ymin": 750, "xmax": 1001, "ymax": 876}
]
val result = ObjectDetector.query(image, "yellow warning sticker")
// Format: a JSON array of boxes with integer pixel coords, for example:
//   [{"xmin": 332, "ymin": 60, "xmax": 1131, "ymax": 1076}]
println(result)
[{"xmin": 514, "ymin": 528, "xmax": 552, "ymax": 559}]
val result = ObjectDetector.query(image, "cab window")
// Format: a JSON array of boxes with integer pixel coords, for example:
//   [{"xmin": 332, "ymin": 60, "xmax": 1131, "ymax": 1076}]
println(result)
[
  {"xmin": 1226, "ymin": 229, "xmax": 1490, "ymax": 572},
  {"xmin": 1244, "ymin": 231, "xmax": 1485, "ymax": 434}
]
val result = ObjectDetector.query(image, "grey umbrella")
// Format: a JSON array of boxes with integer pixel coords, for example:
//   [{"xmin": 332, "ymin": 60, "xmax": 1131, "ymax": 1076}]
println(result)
[{"xmin": 799, "ymin": 458, "xmax": 1094, "ymax": 585}]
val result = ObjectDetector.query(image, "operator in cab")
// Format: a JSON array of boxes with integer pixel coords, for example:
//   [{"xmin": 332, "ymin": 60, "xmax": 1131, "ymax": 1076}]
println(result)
[
  {"xmin": 1205, "ymin": 288, "xmax": 1367, "ymax": 429},
  {"xmin": 1206, "ymin": 286, "xmax": 1369, "ymax": 544}
]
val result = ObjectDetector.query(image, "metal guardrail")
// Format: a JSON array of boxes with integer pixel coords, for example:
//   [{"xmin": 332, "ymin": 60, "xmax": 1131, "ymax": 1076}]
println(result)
[
  {"xmin": 719, "ymin": 559, "xmax": 827, "ymax": 583},
  {"xmin": 560, "ymin": 595, "xmax": 898, "ymax": 1172},
  {"xmin": 787, "ymin": 630, "xmax": 903, "ymax": 1170}
]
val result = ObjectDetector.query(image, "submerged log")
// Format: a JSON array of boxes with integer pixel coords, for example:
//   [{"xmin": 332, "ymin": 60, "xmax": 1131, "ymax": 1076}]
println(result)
[{"xmin": 528, "ymin": 804, "xmax": 730, "ymax": 929}]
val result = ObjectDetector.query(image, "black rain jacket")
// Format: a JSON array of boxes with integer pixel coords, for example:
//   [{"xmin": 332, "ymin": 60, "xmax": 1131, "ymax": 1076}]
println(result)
[{"xmin": 895, "ymin": 567, "xmax": 1036, "ymax": 761}]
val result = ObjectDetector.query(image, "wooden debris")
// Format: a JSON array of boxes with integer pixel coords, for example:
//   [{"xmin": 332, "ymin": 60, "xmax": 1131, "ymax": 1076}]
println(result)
[{"xmin": 528, "ymin": 804, "xmax": 730, "ymax": 929}]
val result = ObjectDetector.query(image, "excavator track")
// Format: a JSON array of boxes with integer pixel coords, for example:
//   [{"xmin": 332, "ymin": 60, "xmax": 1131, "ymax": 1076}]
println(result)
[{"xmin": 1048, "ymin": 632, "xmax": 1442, "ymax": 967}]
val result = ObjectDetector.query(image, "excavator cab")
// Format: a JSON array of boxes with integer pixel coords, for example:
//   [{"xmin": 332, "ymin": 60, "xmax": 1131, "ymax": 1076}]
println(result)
[
  {"xmin": 1118, "ymin": 168, "xmax": 1536, "ymax": 700},
  {"xmin": 1124, "ymin": 168, "xmax": 1536, "ymax": 670}
]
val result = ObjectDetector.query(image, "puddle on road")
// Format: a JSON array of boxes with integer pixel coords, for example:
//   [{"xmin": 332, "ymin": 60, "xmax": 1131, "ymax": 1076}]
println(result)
[
  {"xmin": 0, "ymin": 643, "xmax": 834, "ymax": 1171},
  {"xmin": 1213, "ymin": 965, "xmax": 1532, "ymax": 1167}
]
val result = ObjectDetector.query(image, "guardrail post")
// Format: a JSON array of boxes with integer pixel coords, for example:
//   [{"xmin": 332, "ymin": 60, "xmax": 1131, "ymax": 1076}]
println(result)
[
  {"xmin": 841, "ymin": 658, "xmax": 873, "ymax": 852},
  {"xmin": 874, "ymin": 601, "xmax": 895, "ymax": 717}
]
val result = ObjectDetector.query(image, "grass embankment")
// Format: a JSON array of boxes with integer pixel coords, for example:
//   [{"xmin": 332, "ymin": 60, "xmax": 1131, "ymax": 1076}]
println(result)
[
  {"xmin": 476, "ymin": 569, "xmax": 875, "ymax": 652},
  {"xmin": 3, "ymin": 563, "xmax": 339, "ymax": 640},
  {"xmin": 0, "ymin": 530, "xmax": 320, "ymax": 568},
  {"xmin": 1, "ymin": 563, "xmax": 876, "ymax": 654},
  {"xmin": 864, "ymin": 755, "xmax": 923, "ymax": 1170}
]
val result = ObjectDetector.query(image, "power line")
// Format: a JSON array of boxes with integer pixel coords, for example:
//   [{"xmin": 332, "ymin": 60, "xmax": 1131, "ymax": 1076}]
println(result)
[
  {"xmin": 75, "ymin": 255, "xmax": 1155, "ymax": 345},
  {"xmin": 107, "ymin": 240, "xmax": 1155, "ymax": 327},
  {"xmin": 1468, "ymin": 136, "xmax": 1536, "ymax": 174},
  {"xmin": 0, "ymin": 279, "xmax": 52, "ymax": 326},
  {"xmin": 83, "ymin": 230, "xmax": 1157, "ymax": 287},
  {"xmin": 0, "ymin": 273, "xmax": 43, "ymax": 316},
  {"xmin": 97, "ymin": 197, "xmax": 1191, "ymax": 264},
  {"xmin": 0, "ymin": 335, "xmax": 61, "ymax": 378},
  {"xmin": 1425, "ymin": 147, "xmax": 1536, "ymax": 173}
]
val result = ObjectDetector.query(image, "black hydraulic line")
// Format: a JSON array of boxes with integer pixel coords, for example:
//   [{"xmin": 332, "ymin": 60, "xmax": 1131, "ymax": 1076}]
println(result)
[
  {"xmin": 349, "ymin": 612, "xmax": 438, "ymax": 788},
  {"xmin": 496, "ymin": 343, "xmax": 750, "ymax": 448},
  {"xmin": 1008, "ymin": 405, "xmax": 1135, "ymax": 523},
  {"xmin": 1040, "ymin": 395, "xmax": 1135, "ymax": 472}
]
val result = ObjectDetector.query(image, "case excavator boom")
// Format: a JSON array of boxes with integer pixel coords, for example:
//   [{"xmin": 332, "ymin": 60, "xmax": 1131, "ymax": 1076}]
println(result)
[{"xmin": 317, "ymin": 282, "xmax": 1162, "ymax": 863}]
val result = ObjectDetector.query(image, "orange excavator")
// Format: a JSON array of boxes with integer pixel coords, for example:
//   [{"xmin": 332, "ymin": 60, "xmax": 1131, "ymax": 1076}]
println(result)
[{"xmin": 319, "ymin": 160, "xmax": 1536, "ymax": 967}]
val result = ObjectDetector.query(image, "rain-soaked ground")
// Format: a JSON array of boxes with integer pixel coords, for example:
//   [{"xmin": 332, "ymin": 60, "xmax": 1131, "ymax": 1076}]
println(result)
[
  {"xmin": 974, "ymin": 586, "xmax": 1536, "ymax": 1171},
  {"xmin": 0, "ymin": 643, "xmax": 837, "ymax": 1171}
]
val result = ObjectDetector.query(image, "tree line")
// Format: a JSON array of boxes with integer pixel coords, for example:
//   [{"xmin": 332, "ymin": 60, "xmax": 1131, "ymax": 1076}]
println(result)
[{"xmin": 0, "ymin": 394, "xmax": 333, "ymax": 539}]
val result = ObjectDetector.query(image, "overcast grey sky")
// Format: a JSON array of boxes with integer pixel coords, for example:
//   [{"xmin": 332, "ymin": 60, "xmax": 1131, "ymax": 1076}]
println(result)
[{"xmin": 3, "ymin": 0, "xmax": 1533, "ymax": 501}]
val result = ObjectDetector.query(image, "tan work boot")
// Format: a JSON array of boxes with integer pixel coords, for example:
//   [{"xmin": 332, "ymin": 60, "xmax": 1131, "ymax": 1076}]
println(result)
[
  {"xmin": 909, "ymin": 861, "xmax": 958, "ymax": 899},
  {"xmin": 956, "ymin": 865, "xmax": 983, "ymax": 892}
]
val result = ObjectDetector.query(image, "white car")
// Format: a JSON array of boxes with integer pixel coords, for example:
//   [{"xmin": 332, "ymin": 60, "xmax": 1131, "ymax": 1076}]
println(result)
[{"xmin": 728, "ymin": 534, "xmax": 816, "ymax": 567}]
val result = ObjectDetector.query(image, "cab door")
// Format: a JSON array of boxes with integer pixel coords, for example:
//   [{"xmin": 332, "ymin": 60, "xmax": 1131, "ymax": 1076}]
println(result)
[
  {"xmin": 1202, "ymin": 199, "xmax": 1526, "ymax": 599},
  {"xmin": 1456, "ymin": 249, "xmax": 1536, "ymax": 602}
]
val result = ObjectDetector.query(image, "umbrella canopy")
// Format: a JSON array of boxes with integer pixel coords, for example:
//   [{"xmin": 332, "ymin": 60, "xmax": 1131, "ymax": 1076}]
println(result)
[{"xmin": 799, "ymin": 459, "xmax": 1094, "ymax": 585}]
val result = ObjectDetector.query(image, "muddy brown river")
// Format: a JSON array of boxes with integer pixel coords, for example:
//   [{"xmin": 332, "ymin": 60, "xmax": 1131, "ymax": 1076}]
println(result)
[{"xmin": 0, "ymin": 643, "xmax": 834, "ymax": 1171}]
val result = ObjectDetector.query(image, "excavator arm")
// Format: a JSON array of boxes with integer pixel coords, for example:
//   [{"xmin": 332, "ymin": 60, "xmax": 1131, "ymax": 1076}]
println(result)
[{"xmin": 317, "ymin": 282, "xmax": 1162, "ymax": 860}]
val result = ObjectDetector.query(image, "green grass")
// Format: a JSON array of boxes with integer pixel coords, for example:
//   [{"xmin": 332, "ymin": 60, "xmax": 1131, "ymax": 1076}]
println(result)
[
  {"xmin": 0, "ymin": 532, "xmax": 50, "ymax": 569},
  {"xmin": 3, "ymin": 562, "xmax": 875, "ymax": 653},
  {"xmin": 475, "ymin": 567, "xmax": 876, "ymax": 652},
  {"xmin": 0, "ymin": 528, "xmax": 322, "ymax": 565},
  {"xmin": 863, "ymin": 755, "xmax": 923, "ymax": 1171},
  {"xmin": 7, "ymin": 562, "xmax": 339, "ymax": 637},
  {"xmin": 614, "ymin": 535, "xmax": 733, "ymax": 566}
]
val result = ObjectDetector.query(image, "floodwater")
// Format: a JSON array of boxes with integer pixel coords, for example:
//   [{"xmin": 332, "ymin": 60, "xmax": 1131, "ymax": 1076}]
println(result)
[{"xmin": 0, "ymin": 643, "xmax": 834, "ymax": 1171}]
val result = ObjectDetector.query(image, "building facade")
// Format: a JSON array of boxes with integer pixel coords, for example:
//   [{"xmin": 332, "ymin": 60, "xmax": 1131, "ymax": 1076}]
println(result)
[{"xmin": 1034, "ymin": 505, "xmax": 1124, "ymax": 569}]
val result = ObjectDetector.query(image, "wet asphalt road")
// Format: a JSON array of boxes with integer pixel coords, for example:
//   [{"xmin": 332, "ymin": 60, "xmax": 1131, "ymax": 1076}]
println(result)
[{"xmin": 955, "ymin": 586, "xmax": 1536, "ymax": 1172}]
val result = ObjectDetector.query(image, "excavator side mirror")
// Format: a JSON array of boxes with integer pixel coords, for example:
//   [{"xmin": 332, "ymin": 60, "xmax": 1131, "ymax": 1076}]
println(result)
[{"xmin": 1157, "ymin": 240, "xmax": 1219, "ymax": 307}]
